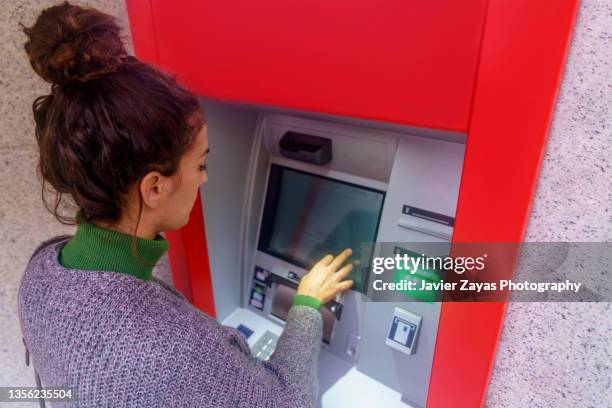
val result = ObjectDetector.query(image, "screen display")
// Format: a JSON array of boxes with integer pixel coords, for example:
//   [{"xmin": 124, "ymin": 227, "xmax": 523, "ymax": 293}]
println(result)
[{"xmin": 258, "ymin": 164, "xmax": 385, "ymax": 293}]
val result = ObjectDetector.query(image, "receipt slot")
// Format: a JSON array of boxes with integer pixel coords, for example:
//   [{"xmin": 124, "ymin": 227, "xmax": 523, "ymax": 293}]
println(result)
[{"xmin": 126, "ymin": 1, "xmax": 579, "ymax": 406}]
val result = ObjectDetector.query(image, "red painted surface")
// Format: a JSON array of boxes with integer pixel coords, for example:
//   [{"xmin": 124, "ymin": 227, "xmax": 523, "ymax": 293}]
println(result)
[
  {"xmin": 427, "ymin": 1, "xmax": 579, "ymax": 407},
  {"xmin": 125, "ymin": 0, "xmax": 157, "ymax": 63},
  {"xmin": 125, "ymin": 0, "xmax": 579, "ymax": 406},
  {"xmin": 147, "ymin": 0, "xmax": 487, "ymax": 132},
  {"xmin": 166, "ymin": 195, "xmax": 217, "ymax": 318},
  {"xmin": 157, "ymin": 195, "xmax": 215, "ymax": 319}
]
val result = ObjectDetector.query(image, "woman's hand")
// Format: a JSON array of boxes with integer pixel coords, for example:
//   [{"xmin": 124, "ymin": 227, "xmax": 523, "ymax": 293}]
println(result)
[{"xmin": 297, "ymin": 249, "xmax": 354, "ymax": 304}]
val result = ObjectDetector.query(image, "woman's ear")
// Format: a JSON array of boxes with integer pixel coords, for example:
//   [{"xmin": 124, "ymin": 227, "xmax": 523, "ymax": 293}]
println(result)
[{"xmin": 139, "ymin": 171, "xmax": 166, "ymax": 209}]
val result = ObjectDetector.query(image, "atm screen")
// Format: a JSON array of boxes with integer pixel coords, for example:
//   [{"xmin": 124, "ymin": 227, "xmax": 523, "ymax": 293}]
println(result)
[{"xmin": 258, "ymin": 164, "xmax": 385, "ymax": 293}]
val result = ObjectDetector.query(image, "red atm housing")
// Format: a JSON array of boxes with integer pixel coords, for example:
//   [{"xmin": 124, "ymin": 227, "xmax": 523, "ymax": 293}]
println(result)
[{"xmin": 125, "ymin": 1, "xmax": 579, "ymax": 406}]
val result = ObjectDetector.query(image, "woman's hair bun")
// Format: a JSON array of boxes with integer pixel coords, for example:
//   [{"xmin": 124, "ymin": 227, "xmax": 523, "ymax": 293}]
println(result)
[{"xmin": 23, "ymin": 1, "xmax": 127, "ymax": 84}]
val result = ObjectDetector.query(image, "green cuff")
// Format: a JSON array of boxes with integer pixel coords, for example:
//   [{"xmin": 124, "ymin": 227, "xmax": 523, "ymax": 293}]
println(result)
[{"xmin": 293, "ymin": 294, "xmax": 321, "ymax": 311}]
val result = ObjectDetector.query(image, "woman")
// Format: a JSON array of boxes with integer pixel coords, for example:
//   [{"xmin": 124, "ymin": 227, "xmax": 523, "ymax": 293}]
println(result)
[{"xmin": 18, "ymin": 3, "xmax": 353, "ymax": 407}]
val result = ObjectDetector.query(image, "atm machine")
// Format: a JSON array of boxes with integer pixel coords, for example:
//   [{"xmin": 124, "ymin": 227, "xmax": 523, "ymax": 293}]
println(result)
[
  {"xmin": 199, "ymin": 105, "xmax": 465, "ymax": 407},
  {"xmin": 125, "ymin": 1, "xmax": 579, "ymax": 406}
]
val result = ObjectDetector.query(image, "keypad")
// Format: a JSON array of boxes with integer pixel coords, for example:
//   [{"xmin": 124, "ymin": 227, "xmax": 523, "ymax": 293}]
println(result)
[{"xmin": 251, "ymin": 330, "xmax": 279, "ymax": 361}]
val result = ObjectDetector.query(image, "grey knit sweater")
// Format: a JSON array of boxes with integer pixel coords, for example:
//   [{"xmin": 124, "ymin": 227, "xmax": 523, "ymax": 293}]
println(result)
[{"xmin": 18, "ymin": 237, "xmax": 323, "ymax": 407}]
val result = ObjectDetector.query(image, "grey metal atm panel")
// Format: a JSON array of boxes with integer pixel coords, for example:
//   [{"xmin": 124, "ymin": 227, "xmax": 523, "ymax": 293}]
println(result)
[
  {"xmin": 201, "ymin": 105, "xmax": 466, "ymax": 406},
  {"xmin": 359, "ymin": 302, "xmax": 442, "ymax": 407},
  {"xmin": 199, "ymin": 99, "xmax": 261, "ymax": 321},
  {"xmin": 357, "ymin": 135, "xmax": 465, "ymax": 407}
]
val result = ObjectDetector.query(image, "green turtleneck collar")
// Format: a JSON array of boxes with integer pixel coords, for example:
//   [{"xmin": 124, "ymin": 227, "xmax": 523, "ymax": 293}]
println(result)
[{"xmin": 59, "ymin": 222, "xmax": 168, "ymax": 281}]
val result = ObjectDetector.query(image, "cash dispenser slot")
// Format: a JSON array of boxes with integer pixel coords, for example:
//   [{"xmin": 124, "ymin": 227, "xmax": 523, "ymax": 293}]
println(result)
[
  {"xmin": 268, "ymin": 279, "xmax": 336, "ymax": 344},
  {"xmin": 264, "ymin": 272, "xmax": 344, "ymax": 322}
]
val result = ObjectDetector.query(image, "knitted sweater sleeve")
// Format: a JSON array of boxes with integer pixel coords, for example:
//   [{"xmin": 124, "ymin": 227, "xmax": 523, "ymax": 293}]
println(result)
[{"xmin": 166, "ymin": 305, "xmax": 323, "ymax": 408}]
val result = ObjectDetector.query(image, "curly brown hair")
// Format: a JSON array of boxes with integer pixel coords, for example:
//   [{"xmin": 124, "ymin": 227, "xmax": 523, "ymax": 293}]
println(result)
[{"xmin": 23, "ymin": 1, "xmax": 204, "ymax": 225}]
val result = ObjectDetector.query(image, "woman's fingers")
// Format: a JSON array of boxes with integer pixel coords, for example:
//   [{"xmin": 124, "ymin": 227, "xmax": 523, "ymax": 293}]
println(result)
[
  {"xmin": 335, "ymin": 280, "xmax": 354, "ymax": 293},
  {"xmin": 315, "ymin": 254, "xmax": 334, "ymax": 268},
  {"xmin": 334, "ymin": 263, "xmax": 353, "ymax": 281},
  {"xmin": 300, "ymin": 250, "xmax": 355, "ymax": 303},
  {"xmin": 329, "ymin": 248, "xmax": 352, "ymax": 270}
]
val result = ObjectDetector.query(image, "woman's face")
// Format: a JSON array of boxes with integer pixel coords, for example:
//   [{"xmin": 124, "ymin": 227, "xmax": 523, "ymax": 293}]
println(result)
[{"xmin": 157, "ymin": 124, "xmax": 209, "ymax": 231}]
